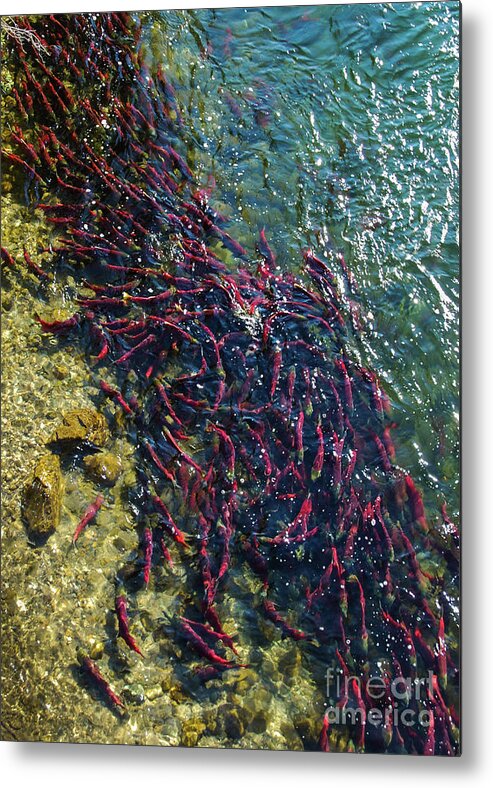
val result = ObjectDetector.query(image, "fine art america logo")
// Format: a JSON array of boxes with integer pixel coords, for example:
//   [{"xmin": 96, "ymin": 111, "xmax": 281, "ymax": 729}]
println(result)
[{"xmin": 325, "ymin": 667, "xmax": 434, "ymax": 728}]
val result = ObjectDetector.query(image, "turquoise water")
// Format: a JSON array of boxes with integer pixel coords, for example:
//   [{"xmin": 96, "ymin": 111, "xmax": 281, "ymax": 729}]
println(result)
[{"xmin": 143, "ymin": 1, "xmax": 460, "ymax": 516}]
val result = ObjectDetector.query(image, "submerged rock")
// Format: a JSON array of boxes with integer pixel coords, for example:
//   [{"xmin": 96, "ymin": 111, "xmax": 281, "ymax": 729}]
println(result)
[
  {"xmin": 53, "ymin": 364, "xmax": 69, "ymax": 381},
  {"xmin": 22, "ymin": 454, "xmax": 64, "ymax": 538},
  {"xmin": 122, "ymin": 683, "xmax": 145, "ymax": 705},
  {"xmin": 48, "ymin": 408, "xmax": 109, "ymax": 450},
  {"xmin": 214, "ymin": 702, "xmax": 248, "ymax": 741},
  {"xmin": 249, "ymin": 710, "xmax": 268, "ymax": 734},
  {"xmin": 278, "ymin": 645, "xmax": 302, "ymax": 680},
  {"xmin": 180, "ymin": 718, "xmax": 206, "ymax": 747},
  {"xmin": 280, "ymin": 721, "xmax": 303, "ymax": 751},
  {"xmin": 145, "ymin": 684, "xmax": 163, "ymax": 701},
  {"xmin": 224, "ymin": 708, "xmax": 245, "ymax": 740},
  {"xmin": 83, "ymin": 452, "xmax": 122, "ymax": 486},
  {"xmin": 293, "ymin": 712, "xmax": 320, "ymax": 750},
  {"xmin": 162, "ymin": 716, "xmax": 181, "ymax": 746},
  {"xmin": 89, "ymin": 641, "xmax": 105, "ymax": 660}
]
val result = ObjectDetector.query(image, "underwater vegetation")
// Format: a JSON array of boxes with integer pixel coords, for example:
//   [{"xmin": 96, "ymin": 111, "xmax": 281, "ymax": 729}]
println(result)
[{"xmin": 1, "ymin": 12, "xmax": 459, "ymax": 754}]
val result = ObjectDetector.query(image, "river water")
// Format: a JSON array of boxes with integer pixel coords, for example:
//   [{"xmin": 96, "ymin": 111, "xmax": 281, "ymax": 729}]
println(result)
[{"xmin": 139, "ymin": 2, "xmax": 460, "ymax": 513}]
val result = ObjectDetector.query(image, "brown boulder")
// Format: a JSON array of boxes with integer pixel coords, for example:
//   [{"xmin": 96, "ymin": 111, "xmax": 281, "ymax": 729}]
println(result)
[
  {"xmin": 83, "ymin": 452, "xmax": 122, "ymax": 486},
  {"xmin": 48, "ymin": 408, "xmax": 109, "ymax": 450},
  {"xmin": 22, "ymin": 454, "xmax": 64, "ymax": 537}
]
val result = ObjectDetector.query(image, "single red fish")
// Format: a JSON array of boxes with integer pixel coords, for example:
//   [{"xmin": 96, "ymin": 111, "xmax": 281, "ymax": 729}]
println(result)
[
  {"xmin": 115, "ymin": 594, "xmax": 143, "ymax": 656},
  {"xmin": 413, "ymin": 627, "xmax": 435, "ymax": 670},
  {"xmin": 328, "ymin": 379, "xmax": 344, "ymax": 432},
  {"xmin": 165, "ymin": 144, "xmax": 193, "ymax": 179},
  {"xmin": 342, "ymin": 448, "xmax": 357, "ymax": 487},
  {"xmin": 318, "ymin": 712, "xmax": 330, "ymax": 752},
  {"xmin": 243, "ymin": 537, "xmax": 269, "ymax": 587},
  {"xmin": 152, "ymin": 496, "xmax": 189, "ymax": 548},
  {"xmin": 334, "ymin": 649, "xmax": 350, "ymax": 711},
  {"xmin": 382, "ymin": 612, "xmax": 416, "ymax": 673},
  {"xmin": 142, "ymin": 527, "xmax": 153, "ymax": 585},
  {"xmin": 36, "ymin": 312, "xmax": 80, "ymax": 334},
  {"xmin": 301, "ymin": 366, "xmax": 313, "ymax": 416},
  {"xmin": 212, "ymin": 225, "xmax": 248, "ymax": 259},
  {"xmin": 311, "ymin": 419, "xmax": 325, "ymax": 481},
  {"xmin": 3, "ymin": 151, "xmax": 42, "ymax": 181},
  {"xmin": 100, "ymin": 380, "xmax": 134, "ymax": 416},
  {"xmin": 194, "ymin": 664, "xmax": 243, "ymax": 683},
  {"xmin": 91, "ymin": 325, "xmax": 109, "ymax": 361},
  {"xmin": 222, "ymin": 88, "xmax": 243, "ymax": 120},
  {"xmin": 363, "ymin": 368, "xmax": 387, "ymax": 416},
  {"xmin": 263, "ymin": 600, "xmax": 307, "ymax": 641},
  {"xmin": 23, "ymin": 247, "xmax": 48, "ymax": 278},
  {"xmin": 223, "ymin": 26, "xmax": 234, "ymax": 58},
  {"xmin": 199, "ymin": 542, "xmax": 216, "ymax": 608},
  {"xmin": 178, "ymin": 618, "xmax": 237, "ymax": 667},
  {"xmin": 181, "ymin": 617, "xmax": 238, "ymax": 655},
  {"xmin": 370, "ymin": 431, "xmax": 392, "ymax": 472},
  {"xmin": 10, "ymin": 128, "xmax": 40, "ymax": 163},
  {"xmin": 114, "ymin": 333, "xmax": 157, "ymax": 365},
  {"xmin": 397, "ymin": 527, "xmax": 431, "ymax": 588},
  {"xmin": 158, "ymin": 533, "xmax": 174, "ymax": 567},
  {"xmin": 350, "ymin": 678, "xmax": 366, "ymax": 751},
  {"xmin": 257, "ymin": 227, "xmax": 276, "ymax": 274},
  {"xmin": 72, "ymin": 494, "xmax": 104, "ymax": 545},
  {"xmin": 343, "ymin": 522, "xmax": 359, "ymax": 560},
  {"xmin": 294, "ymin": 408, "xmax": 304, "ymax": 462},
  {"xmin": 154, "ymin": 380, "xmax": 185, "ymax": 428},
  {"xmin": 1, "ymin": 247, "xmax": 16, "ymax": 267},
  {"xmin": 162, "ymin": 426, "xmax": 203, "ymax": 475},
  {"xmin": 335, "ymin": 357, "xmax": 353, "ymax": 412},
  {"xmin": 247, "ymin": 425, "xmax": 272, "ymax": 478},
  {"xmin": 207, "ymin": 422, "xmax": 235, "ymax": 481},
  {"xmin": 382, "ymin": 423, "xmax": 397, "ymax": 461},
  {"xmin": 80, "ymin": 656, "xmax": 125, "ymax": 710},
  {"xmin": 12, "ymin": 87, "xmax": 29, "ymax": 121},
  {"xmin": 373, "ymin": 497, "xmax": 394, "ymax": 561},
  {"xmin": 405, "ymin": 474, "xmax": 428, "ymax": 531},
  {"xmin": 267, "ymin": 495, "xmax": 313, "ymax": 545}
]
